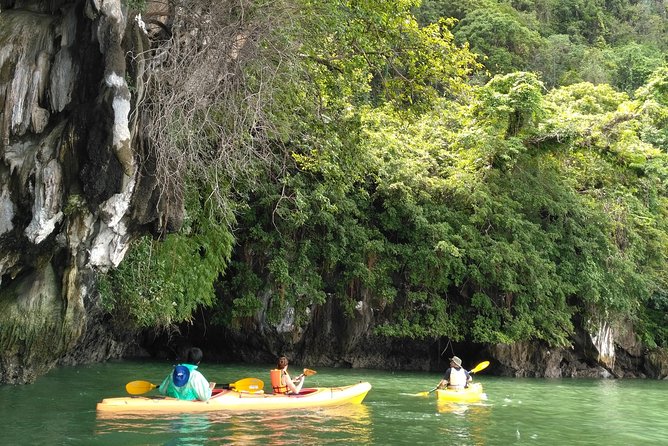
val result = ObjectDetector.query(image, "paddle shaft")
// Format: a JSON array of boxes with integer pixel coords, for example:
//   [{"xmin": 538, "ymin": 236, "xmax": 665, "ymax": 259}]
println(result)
[
  {"xmin": 126, "ymin": 377, "xmax": 263, "ymax": 395},
  {"xmin": 294, "ymin": 368, "xmax": 317, "ymax": 382}
]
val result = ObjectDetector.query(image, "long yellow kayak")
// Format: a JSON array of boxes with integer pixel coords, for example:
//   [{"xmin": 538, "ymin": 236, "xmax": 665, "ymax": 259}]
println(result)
[
  {"xmin": 436, "ymin": 383, "xmax": 486, "ymax": 403},
  {"xmin": 96, "ymin": 382, "xmax": 372, "ymax": 413}
]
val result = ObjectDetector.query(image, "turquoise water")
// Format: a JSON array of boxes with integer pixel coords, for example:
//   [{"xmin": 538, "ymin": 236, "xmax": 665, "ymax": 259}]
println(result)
[{"xmin": 0, "ymin": 360, "xmax": 666, "ymax": 445}]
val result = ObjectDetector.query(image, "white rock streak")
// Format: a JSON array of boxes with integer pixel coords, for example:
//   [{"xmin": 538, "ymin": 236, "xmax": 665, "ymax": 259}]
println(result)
[
  {"xmin": 86, "ymin": 0, "xmax": 136, "ymax": 270},
  {"xmin": 0, "ymin": 185, "xmax": 15, "ymax": 235},
  {"xmin": 591, "ymin": 320, "xmax": 616, "ymax": 369},
  {"xmin": 25, "ymin": 159, "xmax": 63, "ymax": 244},
  {"xmin": 107, "ymin": 73, "xmax": 132, "ymax": 151},
  {"xmin": 88, "ymin": 177, "xmax": 135, "ymax": 270}
]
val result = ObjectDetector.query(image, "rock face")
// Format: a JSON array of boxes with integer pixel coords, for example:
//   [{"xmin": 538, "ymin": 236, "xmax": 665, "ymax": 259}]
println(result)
[
  {"xmin": 0, "ymin": 0, "xmax": 168, "ymax": 384},
  {"xmin": 155, "ymin": 286, "xmax": 668, "ymax": 380},
  {"xmin": 485, "ymin": 317, "xmax": 665, "ymax": 379}
]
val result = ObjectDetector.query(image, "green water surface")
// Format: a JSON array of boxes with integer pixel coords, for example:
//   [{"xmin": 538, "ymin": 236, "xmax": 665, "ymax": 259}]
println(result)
[{"xmin": 0, "ymin": 360, "xmax": 666, "ymax": 445}]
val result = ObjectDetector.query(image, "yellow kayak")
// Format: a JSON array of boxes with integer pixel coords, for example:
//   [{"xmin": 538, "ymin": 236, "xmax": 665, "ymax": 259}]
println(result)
[
  {"xmin": 436, "ymin": 383, "xmax": 486, "ymax": 403},
  {"xmin": 96, "ymin": 382, "xmax": 371, "ymax": 413}
]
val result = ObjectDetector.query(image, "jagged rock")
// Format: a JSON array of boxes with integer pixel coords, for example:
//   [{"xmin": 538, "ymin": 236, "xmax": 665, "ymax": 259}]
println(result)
[
  {"xmin": 645, "ymin": 349, "xmax": 668, "ymax": 379},
  {"xmin": 485, "ymin": 341, "xmax": 607, "ymax": 378},
  {"xmin": 0, "ymin": 0, "xmax": 171, "ymax": 384}
]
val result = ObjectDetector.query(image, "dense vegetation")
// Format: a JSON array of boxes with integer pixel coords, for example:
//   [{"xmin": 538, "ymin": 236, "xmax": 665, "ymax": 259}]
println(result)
[
  {"xmin": 417, "ymin": 0, "xmax": 668, "ymax": 92},
  {"xmin": 104, "ymin": 0, "xmax": 668, "ymax": 350}
]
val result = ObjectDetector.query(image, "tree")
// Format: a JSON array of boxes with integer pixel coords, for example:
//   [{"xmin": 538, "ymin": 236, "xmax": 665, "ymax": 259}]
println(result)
[
  {"xmin": 455, "ymin": 7, "xmax": 543, "ymax": 74},
  {"xmin": 605, "ymin": 43, "xmax": 665, "ymax": 94},
  {"xmin": 476, "ymin": 72, "xmax": 545, "ymax": 139}
]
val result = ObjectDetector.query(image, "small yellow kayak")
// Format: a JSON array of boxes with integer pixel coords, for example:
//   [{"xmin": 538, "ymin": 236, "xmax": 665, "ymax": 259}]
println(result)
[
  {"xmin": 436, "ymin": 383, "xmax": 486, "ymax": 403},
  {"xmin": 96, "ymin": 382, "xmax": 371, "ymax": 414}
]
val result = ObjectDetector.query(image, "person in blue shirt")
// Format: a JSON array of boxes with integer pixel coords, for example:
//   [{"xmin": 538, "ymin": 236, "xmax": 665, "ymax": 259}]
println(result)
[{"xmin": 159, "ymin": 347, "xmax": 215, "ymax": 401}]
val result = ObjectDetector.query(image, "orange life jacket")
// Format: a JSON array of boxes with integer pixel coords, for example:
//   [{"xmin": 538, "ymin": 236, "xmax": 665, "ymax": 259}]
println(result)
[{"xmin": 270, "ymin": 369, "xmax": 289, "ymax": 394}]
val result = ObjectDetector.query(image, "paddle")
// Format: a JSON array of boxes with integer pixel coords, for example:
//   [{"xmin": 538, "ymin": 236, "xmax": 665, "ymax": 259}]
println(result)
[
  {"xmin": 414, "ymin": 360, "xmax": 490, "ymax": 397},
  {"xmin": 125, "ymin": 377, "xmax": 264, "ymax": 395},
  {"xmin": 294, "ymin": 368, "xmax": 317, "ymax": 382},
  {"xmin": 469, "ymin": 361, "xmax": 490, "ymax": 374},
  {"xmin": 414, "ymin": 386, "xmax": 439, "ymax": 397},
  {"xmin": 222, "ymin": 377, "xmax": 264, "ymax": 392},
  {"xmin": 125, "ymin": 380, "xmax": 157, "ymax": 395}
]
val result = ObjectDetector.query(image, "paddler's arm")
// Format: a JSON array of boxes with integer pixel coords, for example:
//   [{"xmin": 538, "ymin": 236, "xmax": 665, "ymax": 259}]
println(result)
[
  {"xmin": 283, "ymin": 371, "xmax": 298, "ymax": 394},
  {"xmin": 437, "ymin": 367, "xmax": 452, "ymax": 389},
  {"xmin": 191, "ymin": 371, "xmax": 213, "ymax": 401}
]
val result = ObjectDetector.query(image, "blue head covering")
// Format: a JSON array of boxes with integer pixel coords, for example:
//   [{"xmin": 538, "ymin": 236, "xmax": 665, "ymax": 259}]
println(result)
[{"xmin": 172, "ymin": 365, "xmax": 191, "ymax": 387}]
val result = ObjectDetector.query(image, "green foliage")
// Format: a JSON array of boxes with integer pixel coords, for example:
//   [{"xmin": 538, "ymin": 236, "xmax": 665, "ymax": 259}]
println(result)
[
  {"xmin": 113, "ymin": 0, "xmax": 668, "ymax": 353},
  {"xmin": 417, "ymin": 0, "xmax": 668, "ymax": 91},
  {"xmin": 123, "ymin": 0, "xmax": 146, "ymax": 12},
  {"xmin": 605, "ymin": 43, "xmax": 665, "ymax": 95},
  {"xmin": 224, "ymin": 58, "xmax": 667, "ymax": 348},
  {"xmin": 531, "ymin": 35, "xmax": 614, "ymax": 89},
  {"xmin": 475, "ymin": 72, "xmax": 544, "ymax": 139},
  {"xmin": 635, "ymin": 66, "xmax": 668, "ymax": 151},
  {"xmin": 638, "ymin": 291, "xmax": 668, "ymax": 348},
  {"xmin": 63, "ymin": 194, "xmax": 87, "ymax": 216},
  {"xmin": 99, "ymin": 187, "xmax": 235, "ymax": 328},
  {"xmin": 540, "ymin": 0, "xmax": 609, "ymax": 43},
  {"xmin": 454, "ymin": 7, "xmax": 542, "ymax": 74},
  {"xmin": 297, "ymin": 0, "xmax": 480, "ymax": 110},
  {"xmin": 544, "ymin": 82, "xmax": 628, "ymax": 114}
]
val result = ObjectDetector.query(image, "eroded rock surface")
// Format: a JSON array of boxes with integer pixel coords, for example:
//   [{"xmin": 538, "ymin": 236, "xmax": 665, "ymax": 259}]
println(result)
[{"xmin": 0, "ymin": 0, "xmax": 164, "ymax": 384}]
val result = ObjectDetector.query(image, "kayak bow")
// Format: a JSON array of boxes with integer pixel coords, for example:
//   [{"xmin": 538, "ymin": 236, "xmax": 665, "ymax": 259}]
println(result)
[{"xmin": 436, "ymin": 382, "xmax": 486, "ymax": 403}]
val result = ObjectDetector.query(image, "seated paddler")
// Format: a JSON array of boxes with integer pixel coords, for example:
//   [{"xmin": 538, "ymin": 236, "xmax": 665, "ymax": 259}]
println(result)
[
  {"xmin": 437, "ymin": 355, "xmax": 472, "ymax": 390},
  {"xmin": 159, "ymin": 347, "xmax": 216, "ymax": 401},
  {"xmin": 271, "ymin": 356, "xmax": 305, "ymax": 395}
]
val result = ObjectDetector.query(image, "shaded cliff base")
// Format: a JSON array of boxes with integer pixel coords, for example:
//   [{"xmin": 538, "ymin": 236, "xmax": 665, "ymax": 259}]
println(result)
[
  {"xmin": 137, "ymin": 311, "xmax": 668, "ymax": 380},
  {"xmin": 3, "ymin": 314, "xmax": 667, "ymax": 385},
  {"xmin": 3, "ymin": 288, "xmax": 668, "ymax": 384}
]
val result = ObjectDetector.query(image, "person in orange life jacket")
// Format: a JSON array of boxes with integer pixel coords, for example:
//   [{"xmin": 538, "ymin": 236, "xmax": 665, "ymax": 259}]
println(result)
[
  {"xmin": 158, "ymin": 347, "xmax": 216, "ymax": 401},
  {"xmin": 270, "ymin": 356, "xmax": 305, "ymax": 394},
  {"xmin": 437, "ymin": 356, "xmax": 472, "ymax": 390}
]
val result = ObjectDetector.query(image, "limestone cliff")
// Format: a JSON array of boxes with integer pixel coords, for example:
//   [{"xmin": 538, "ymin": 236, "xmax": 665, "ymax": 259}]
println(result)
[{"xmin": 0, "ymin": 0, "xmax": 172, "ymax": 384}]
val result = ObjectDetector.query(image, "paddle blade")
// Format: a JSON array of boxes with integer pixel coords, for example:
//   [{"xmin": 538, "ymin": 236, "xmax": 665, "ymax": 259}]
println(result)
[
  {"xmin": 413, "ymin": 386, "xmax": 438, "ymax": 397},
  {"xmin": 303, "ymin": 368, "xmax": 317, "ymax": 377},
  {"xmin": 470, "ymin": 361, "xmax": 490, "ymax": 374},
  {"xmin": 230, "ymin": 377, "xmax": 264, "ymax": 392},
  {"xmin": 125, "ymin": 380, "xmax": 157, "ymax": 395}
]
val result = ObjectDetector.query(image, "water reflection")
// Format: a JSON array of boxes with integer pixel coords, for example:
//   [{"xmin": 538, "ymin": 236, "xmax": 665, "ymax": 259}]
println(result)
[
  {"xmin": 163, "ymin": 413, "xmax": 212, "ymax": 446},
  {"xmin": 217, "ymin": 404, "xmax": 373, "ymax": 445},
  {"xmin": 96, "ymin": 404, "xmax": 372, "ymax": 445},
  {"xmin": 436, "ymin": 402, "xmax": 491, "ymax": 445},
  {"xmin": 96, "ymin": 412, "xmax": 218, "ymax": 435}
]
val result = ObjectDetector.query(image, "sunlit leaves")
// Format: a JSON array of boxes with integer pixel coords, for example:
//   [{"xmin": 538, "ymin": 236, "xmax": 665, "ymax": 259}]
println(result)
[
  {"xmin": 475, "ymin": 72, "xmax": 544, "ymax": 140},
  {"xmin": 121, "ymin": 0, "xmax": 668, "ymax": 351}
]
